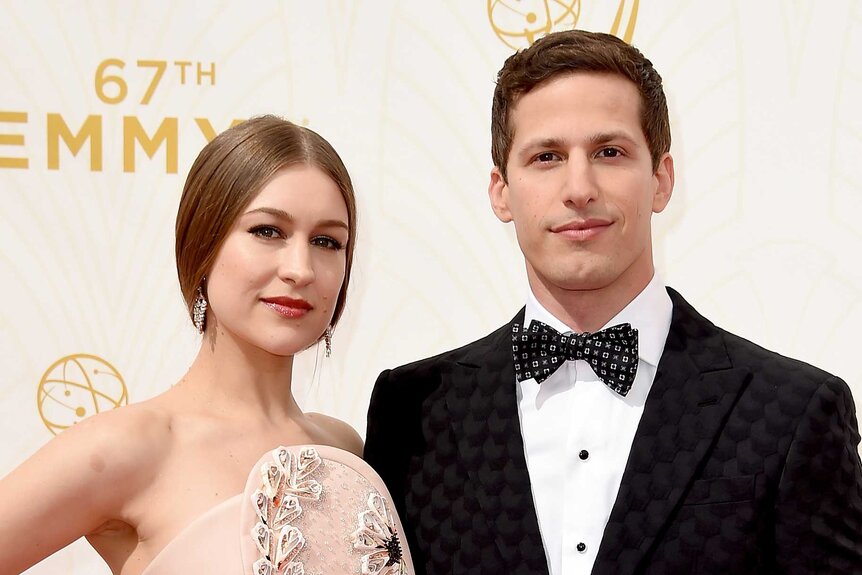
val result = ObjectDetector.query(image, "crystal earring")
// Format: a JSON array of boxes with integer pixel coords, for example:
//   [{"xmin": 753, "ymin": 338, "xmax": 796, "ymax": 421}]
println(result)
[
  {"xmin": 193, "ymin": 286, "xmax": 207, "ymax": 333},
  {"xmin": 324, "ymin": 326, "xmax": 332, "ymax": 358}
]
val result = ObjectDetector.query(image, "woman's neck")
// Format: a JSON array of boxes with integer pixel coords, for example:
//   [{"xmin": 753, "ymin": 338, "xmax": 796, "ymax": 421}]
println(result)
[{"xmin": 175, "ymin": 327, "xmax": 303, "ymax": 423}]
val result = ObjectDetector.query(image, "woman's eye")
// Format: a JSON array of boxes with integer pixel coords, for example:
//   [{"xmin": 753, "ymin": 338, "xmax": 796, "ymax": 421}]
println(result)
[
  {"xmin": 312, "ymin": 236, "xmax": 344, "ymax": 251},
  {"xmin": 249, "ymin": 225, "xmax": 282, "ymax": 239}
]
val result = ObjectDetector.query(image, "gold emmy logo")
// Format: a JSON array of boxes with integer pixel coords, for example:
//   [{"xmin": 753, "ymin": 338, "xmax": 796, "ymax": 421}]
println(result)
[
  {"xmin": 37, "ymin": 354, "xmax": 128, "ymax": 435},
  {"xmin": 488, "ymin": 0, "xmax": 639, "ymax": 49},
  {"xmin": 0, "ymin": 59, "xmax": 245, "ymax": 174}
]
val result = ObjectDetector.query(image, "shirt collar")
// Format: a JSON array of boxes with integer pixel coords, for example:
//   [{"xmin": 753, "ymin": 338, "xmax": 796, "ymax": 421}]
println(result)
[{"xmin": 524, "ymin": 273, "xmax": 672, "ymax": 367}]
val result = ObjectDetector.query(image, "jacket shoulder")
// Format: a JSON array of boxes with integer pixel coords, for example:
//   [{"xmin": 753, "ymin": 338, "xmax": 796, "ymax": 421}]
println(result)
[
  {"xmin": 721, "ymin": 327, "xmax": 842, "ymax": 390},
  {"xmin": 385, "ymin": 319, "xmax": 514, "ymax": 380},
  {"xmin": 669, "ymin": 286, "xmax": 843, "ymax": 390}
]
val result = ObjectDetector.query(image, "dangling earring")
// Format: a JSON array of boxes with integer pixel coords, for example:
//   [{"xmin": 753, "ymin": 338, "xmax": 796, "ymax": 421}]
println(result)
[
  {"xmin": 193, "ymin": 285, "xmax": 207, "ymax": 334},
  {"xmin": 324, "ymin": 326, "xmax": 332, "ymax": 358}
]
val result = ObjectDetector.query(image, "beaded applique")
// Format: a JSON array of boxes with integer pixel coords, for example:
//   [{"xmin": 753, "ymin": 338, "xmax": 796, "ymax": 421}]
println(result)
[
  {"xmin": 352, "ymin": 492, "xmax": 407, "ymax": 575},
  {"xmin": 250, "ymin": 446, "xmax": 322, "ymax": 575}
]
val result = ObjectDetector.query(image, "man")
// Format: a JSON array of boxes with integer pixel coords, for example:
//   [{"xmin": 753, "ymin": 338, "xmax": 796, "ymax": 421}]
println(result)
[{"xmin": 365, "ymin": 30, "xmax": 862, "ymax": 575}]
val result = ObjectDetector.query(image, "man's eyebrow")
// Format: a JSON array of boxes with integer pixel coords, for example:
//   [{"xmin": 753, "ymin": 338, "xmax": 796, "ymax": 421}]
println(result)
[
  {"xmin": 588, "ymin": 130, "xmax": 638, "ymax": 145},
  {"xmin": 518, "ymin": 137, "xmax": 568, "ymax": 152},
  {"xmin": 518, "ymin": 131, "xmax": 638, "ymax": 152}
]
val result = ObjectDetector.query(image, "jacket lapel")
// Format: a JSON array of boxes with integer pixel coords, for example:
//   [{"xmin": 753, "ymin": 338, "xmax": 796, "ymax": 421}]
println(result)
[
  {"xmin": 593, "ymin": 288, "xmax": 752, "ymax": 575},
  {"xmin": 444, "ymin": 310, "xmax": 550, "ymax": 574}
]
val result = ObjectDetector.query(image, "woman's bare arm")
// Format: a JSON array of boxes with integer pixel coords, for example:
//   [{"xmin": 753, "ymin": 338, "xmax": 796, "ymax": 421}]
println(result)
[{"xmin": 0, "ymin": 406, "xmax": 163, "ymax": 574}]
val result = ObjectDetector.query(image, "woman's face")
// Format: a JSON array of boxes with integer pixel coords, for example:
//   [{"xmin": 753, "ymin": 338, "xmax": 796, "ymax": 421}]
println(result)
[{"xmin": 204, "ymin": 164, "xmax": 349, "ymax": 357}]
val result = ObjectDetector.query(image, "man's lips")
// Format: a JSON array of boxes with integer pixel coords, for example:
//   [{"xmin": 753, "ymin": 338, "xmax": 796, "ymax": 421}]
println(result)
[
  {"xmin": 551, "ymin": 219, "xmax": 612, "ymax": 240},
  {"xmin": 261, "ymin": 296, "xmax": 313, "ymax": 318}
]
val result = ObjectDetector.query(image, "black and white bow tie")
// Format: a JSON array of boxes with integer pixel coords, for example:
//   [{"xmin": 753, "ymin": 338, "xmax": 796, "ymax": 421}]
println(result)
[{"xmin": 512, "ymin": 320, "xmax": 639, "ymax": 396}]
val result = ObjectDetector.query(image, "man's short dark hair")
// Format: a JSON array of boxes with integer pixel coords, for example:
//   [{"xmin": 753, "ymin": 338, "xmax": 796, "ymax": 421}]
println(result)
[{"xmin": 491, "ymin": 30, "xmax": 671, "ymax": 180}]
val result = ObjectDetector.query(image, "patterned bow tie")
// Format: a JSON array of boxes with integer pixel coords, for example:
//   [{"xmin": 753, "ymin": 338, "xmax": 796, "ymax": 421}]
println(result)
[{"xmin": 512, "ymin": 320, "xmax": 639, "ymax": 396}]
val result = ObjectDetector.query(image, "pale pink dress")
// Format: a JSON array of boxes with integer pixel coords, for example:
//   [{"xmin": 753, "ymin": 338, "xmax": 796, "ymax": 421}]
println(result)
[{"xmin": 141, "ymin": 445, "xmax": 414, "ymax": 575}]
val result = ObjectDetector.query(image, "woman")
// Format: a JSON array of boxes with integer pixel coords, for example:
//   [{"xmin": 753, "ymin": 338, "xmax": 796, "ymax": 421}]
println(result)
[{"xmin": 0, "ymin": 116, "xmax": 413, "ymax": 575}]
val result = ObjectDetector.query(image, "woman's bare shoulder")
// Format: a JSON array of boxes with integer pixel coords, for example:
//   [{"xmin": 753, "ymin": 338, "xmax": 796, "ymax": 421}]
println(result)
[
  {"xmin": 32, "ymin": 398, "xmax": 177, "ymax": 494},
  {"xmin": 305, "ymin": 412, "xmax": 364, "ymax": 457},
  {"xmin": 0, "ymin": 396, "xmax": 178, "ymax": 574},
  {"xmin": 77, "ymin": 399, "xmax": 175, "ymax": 465}
]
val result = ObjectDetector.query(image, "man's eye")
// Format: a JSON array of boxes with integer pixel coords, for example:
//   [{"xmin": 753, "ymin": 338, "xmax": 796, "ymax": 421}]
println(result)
[
  {"xmin": 535, "ymin": 152, "xmax": 560, "ymax": 163},
  {"xmin": 249, "ymin": 225, "xmax": 282, "ymax": 239},
  {"xmin": 312, "ymin": 236, "xmax": 344, "ymax": 251},
  {"xmin": 597, "ymin": 147, "xmax": 622, "ymax": 158}
]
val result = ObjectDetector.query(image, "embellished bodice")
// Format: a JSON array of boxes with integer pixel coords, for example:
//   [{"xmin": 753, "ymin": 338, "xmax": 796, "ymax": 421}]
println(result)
[{"xmin": 141, "ymin": 445, "xmax": 413, "ymax": 575}]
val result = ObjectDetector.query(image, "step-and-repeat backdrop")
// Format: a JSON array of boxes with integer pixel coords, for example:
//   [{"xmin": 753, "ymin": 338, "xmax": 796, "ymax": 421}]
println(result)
[{"xmin": 2, "ymin": 1, "xmax": 861, "ymax": 572}]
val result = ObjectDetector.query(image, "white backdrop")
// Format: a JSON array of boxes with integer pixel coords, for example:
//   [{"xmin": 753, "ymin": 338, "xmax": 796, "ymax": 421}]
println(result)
[{"xmin": 1, "ymin": 1, "xmax": 861, "ymax": 572}]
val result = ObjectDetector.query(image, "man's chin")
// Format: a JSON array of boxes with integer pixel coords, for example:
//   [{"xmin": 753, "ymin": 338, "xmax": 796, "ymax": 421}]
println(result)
[
  {"xmin": 556, "ymin": 279, "xmax": 614, "ymax": 293},
  {"xmin": 526, "ymin": 257, "xmax": 623, "ymax": 294},
  {"xmin": 536, "ymin": 271, "xmax": 617, "ymax": 294}
]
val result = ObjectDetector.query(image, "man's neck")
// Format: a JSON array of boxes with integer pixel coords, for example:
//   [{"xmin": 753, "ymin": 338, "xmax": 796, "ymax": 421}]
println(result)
[{"xmin": 528, "ymin": 271, "xmax": 655, "ymax": 334}]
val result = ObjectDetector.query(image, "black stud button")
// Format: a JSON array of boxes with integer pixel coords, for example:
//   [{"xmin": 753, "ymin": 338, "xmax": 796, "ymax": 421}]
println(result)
[
  {"xmin": 577, "ymin": 542, "xmax": 587, "ymax": 553},
  {"xmin": 578, "ymin": 450, "xmax": 589, "ymax": 460}
]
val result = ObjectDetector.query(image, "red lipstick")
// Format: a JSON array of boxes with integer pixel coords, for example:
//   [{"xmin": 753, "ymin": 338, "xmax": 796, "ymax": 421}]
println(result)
[{"xmin": 261, "ymin": 296, "xmax": 313, "ymax": 319}]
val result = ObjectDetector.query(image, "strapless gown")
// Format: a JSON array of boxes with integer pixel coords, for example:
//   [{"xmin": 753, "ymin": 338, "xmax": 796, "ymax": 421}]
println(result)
[{"xmin": 141, "ymin": 445, "xmax": 414, "ymax": 574}]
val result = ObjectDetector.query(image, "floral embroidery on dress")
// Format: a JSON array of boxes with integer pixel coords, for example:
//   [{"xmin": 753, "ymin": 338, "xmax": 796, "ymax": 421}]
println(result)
[
  {"xmin": 351, "ymin": 492, "xmax": 407, "ymax": 575},
  {"xmin": 250, "ymin": 446, "xmax": 322, "ymax": 575}
]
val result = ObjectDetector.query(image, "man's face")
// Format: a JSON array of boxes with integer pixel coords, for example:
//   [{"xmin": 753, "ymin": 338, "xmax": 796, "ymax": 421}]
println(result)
[{"xmin": 488, "ymin": 72, "xmax": 673, "ymax": 298}]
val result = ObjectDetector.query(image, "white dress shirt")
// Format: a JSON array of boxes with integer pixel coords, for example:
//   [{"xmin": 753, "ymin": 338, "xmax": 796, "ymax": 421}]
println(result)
[{"xmin": 517, "ymin": 274, "xmax": 672, "ymax": 575}]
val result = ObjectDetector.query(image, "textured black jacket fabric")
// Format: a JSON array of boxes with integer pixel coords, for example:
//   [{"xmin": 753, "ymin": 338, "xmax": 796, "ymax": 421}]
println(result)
[{"xmin": 364, "ymin": 288, "xmax": 862, "ymax": 574}]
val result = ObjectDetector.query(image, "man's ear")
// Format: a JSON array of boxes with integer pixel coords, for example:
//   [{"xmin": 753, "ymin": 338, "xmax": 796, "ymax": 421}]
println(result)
[
  {"xmin": 488, "ymin": 167, "xmax": 513, "ymax": 223},
  {"xmin": 652, "ymin": 153, "xmax": 674, "ymax": 214}
]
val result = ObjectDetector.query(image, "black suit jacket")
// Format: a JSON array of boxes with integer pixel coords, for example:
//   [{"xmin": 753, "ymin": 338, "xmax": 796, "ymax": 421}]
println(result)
[{"xmin": 365, "ymin": 288, "xmax": 862, "ymax": 574}]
